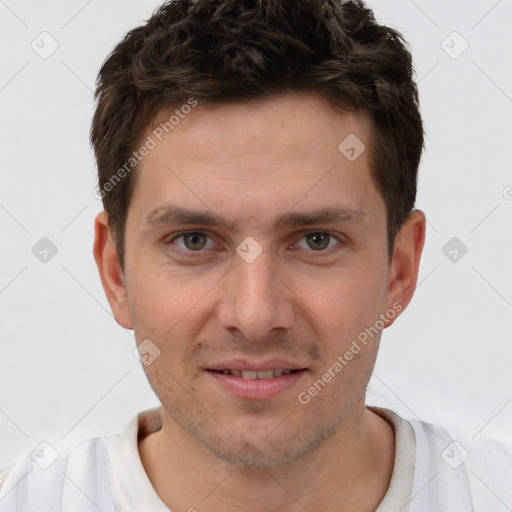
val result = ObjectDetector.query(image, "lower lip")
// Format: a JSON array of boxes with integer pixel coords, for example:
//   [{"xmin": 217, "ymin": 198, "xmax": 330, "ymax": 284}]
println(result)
[{"xmin": 206, "ymin": 370, "xmax": 307, "ymax": 400}]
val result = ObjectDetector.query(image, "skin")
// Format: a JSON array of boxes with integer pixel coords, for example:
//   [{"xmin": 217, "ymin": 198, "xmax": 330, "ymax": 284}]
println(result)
[{"xmin": 94, "ymin": 91, "xmax": 425, "ymax": 512}]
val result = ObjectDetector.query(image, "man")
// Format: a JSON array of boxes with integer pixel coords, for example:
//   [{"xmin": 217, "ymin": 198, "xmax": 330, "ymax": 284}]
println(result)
[{"xmin": 0, "ymin": 0, "xmax": 509, "ymax": 511}]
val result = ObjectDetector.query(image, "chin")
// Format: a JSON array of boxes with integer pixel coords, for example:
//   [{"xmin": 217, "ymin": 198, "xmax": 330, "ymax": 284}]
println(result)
[{"xmin": 199, "ymin": 417, "xmax": 341, "ymax": 468}]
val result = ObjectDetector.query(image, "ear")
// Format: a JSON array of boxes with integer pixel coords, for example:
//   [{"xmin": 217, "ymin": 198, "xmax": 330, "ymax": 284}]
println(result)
[
  {"xmin": 93, "ymin": 211, "xmax": 133, "ymax": 330},
  {"xmin": 384, "ymin": 209, "xmax": 426, "ymax": 327}
]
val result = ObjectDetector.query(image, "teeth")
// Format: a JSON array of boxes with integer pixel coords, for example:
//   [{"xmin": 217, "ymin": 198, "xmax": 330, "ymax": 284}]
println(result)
[
  {"xmin": 257, "ymin": 370, "xmax": 274, "ymax": 379},
  {"xmin": 219, "ymin": 369, "xmax": 297, "ymax": 379}
]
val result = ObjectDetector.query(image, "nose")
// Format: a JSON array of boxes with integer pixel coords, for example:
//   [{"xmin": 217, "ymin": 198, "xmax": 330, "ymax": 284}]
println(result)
[{"xmin": 216, "ymin": 249, "xmax": 295, "ymax": 341}]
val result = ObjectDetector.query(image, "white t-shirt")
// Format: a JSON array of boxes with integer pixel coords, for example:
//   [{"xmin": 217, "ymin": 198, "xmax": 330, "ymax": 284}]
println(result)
[{"xmin": 0, "ymin": 406, "xmax": 510, "ymax": 511}]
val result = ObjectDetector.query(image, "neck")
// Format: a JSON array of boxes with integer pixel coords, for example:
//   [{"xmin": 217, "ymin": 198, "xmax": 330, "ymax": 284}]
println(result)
[{"xmin": 138, "ymin": 399, "xmax": 395, "ymax": 512}]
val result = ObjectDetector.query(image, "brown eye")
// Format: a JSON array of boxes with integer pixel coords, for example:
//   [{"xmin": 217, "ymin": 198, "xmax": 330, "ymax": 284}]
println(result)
[
  {"xmin": 182, "ymin": 232, "xmax": 208, "ymax": 250},
  {"xmin": 169, "ymin": 232, "xmax": 212, "ymax": 252},
  {"xmin": 305, "ymin": 232, "xmax": 331, "ymax": 250}
]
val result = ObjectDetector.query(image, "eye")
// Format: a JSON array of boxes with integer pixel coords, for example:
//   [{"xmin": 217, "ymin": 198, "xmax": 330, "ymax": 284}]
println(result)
[
  {"xmin": 295, "ymin": 232, "xmax": 341, "ymax": 251},
  {"xmin": 170, "ymin": 232, "xmax": 215, "ymax": 251}
]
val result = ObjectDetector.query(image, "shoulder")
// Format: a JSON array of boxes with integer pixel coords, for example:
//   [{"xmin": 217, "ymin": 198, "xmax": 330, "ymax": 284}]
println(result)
[
  {"xmin": 0, "ymin": 466, "xmax": 13, "ymax": 495},
  {"xmin": 0, "ymin": 435, "xmax": 116, "ymax": 512},
  {"xmin": 407, "ymin": 414, "xmax": 512, "ymax": 512}
]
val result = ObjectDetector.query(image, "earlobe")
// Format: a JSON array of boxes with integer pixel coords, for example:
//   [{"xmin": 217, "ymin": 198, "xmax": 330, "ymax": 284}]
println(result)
[
  {"xmin": 93, "ymin": 211, "xmax": 133, "ymax": 330},
  {"xmin": 384, "ymin": 209, "xmax": 426, "ymax": 327}
]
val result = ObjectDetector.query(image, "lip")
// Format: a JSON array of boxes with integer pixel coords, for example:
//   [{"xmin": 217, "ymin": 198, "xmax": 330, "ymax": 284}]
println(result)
[
  {"xmin": 206, "ymin": 368, "xmax": 308, "ymax": 400},
  {"xmin": 205, "ymin": 358, "xmax": 306, "ymax": 372}
]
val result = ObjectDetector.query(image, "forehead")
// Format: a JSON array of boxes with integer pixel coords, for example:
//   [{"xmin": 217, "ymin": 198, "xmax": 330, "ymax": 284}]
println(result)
[
  {"xmin": 128, "ymin": 91, "xmax": 381, "ymax": 229},
  {"xmin": 147, "ymin": 92, "xmax": 372, "ymax": 170}
]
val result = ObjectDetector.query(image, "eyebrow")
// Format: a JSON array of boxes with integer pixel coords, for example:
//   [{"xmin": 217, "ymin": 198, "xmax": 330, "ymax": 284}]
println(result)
[
  {"xmin": 274, "ymin": 208, "xmax": 368, "ymax": 230},
  {"xmin": 144, "ymin": 205, "xmax": 235, "ymax": 230},
  {"xmin": 144, "ymin": 204, "xmax": 368, "ymax": 232}
]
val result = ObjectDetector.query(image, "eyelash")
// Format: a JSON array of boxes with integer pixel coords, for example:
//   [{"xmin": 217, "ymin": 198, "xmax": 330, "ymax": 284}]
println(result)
[{"xmin": 164, "ymin": 231, "xmax": 344, "ymax": 257}]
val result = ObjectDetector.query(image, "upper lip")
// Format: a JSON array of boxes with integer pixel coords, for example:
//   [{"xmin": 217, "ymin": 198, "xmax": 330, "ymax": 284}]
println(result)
[{"xmin": 206, "ymin": 359, "xmax": 307, "ymax": 371}]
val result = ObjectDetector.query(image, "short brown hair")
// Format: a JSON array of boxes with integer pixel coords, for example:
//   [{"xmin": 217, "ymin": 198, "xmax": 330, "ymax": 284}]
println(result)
[{"xmin": 91, "ymin": 0, "xmax": 423, "ymax": 271}]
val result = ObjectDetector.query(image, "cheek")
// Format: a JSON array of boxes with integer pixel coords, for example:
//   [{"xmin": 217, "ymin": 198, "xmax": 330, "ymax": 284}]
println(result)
[
  {"xmin": 295, "ymin": 264, "xmax": 387, "ymax": 341},
  {"xmin": 126, "ymin": 265, "xmax": 224, "ymax": 368},
  {"xmin": 128, "ymin": 263, "xmax": 217, "ymax": 321}
]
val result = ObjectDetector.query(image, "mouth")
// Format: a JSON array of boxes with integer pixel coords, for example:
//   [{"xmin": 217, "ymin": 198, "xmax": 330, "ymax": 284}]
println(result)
[
  {"xmin": 205, "ymin": 364, "xmax": 308, "ymax": 399},
  {"xmin": 207, "ymin": 368, "xmax": 302, "ymax": 379}
]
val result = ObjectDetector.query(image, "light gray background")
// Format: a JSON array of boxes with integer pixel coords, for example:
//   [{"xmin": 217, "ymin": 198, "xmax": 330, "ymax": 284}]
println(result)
[{"xmin": 1, "ymin": 0, "xmax": 511, "ymax": 468}]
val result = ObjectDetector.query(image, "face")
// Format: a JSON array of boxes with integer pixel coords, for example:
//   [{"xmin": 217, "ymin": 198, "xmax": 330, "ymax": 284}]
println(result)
[{"xmin": 112, "ymin": 92, "xmax": 405, "ymax": 466}]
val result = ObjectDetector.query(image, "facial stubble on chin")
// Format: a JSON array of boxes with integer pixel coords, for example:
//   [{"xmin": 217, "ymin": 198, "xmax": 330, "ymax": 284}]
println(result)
[
  {"xmin": 141, "ymin": 357, "xmax": 369, "ymax": 469},
  {"xmin": 131, "ymin": 304, "xmax": 376, "ymax": 467}
]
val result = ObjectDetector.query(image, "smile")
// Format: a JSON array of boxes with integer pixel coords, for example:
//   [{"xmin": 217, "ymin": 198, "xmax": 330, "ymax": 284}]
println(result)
[
  {"xmin": 206, "ymin": 368, "xmax": 307, "ymax": 399},
  {"xmin": 210, "ymin": 369, "xmax": 299, "ymax": 379}
]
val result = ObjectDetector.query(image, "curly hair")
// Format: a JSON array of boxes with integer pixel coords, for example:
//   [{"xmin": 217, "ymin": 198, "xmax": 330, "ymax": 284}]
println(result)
[{"xmin": 91, "ymin": 0, "xmax": 424, "ymax": 270}]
